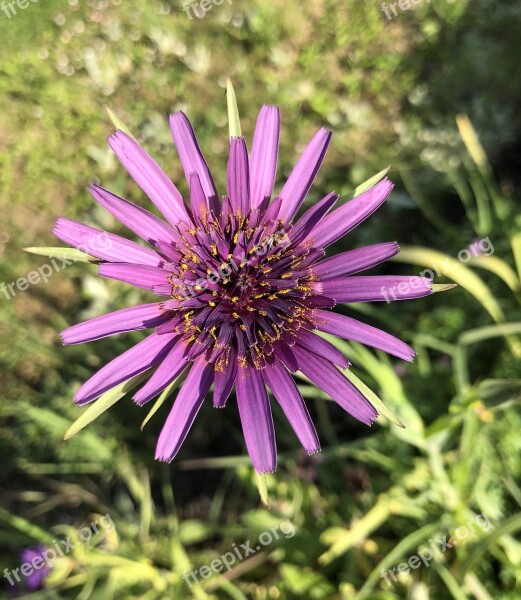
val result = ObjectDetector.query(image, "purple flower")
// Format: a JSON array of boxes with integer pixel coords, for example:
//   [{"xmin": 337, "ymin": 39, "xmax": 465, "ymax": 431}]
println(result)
[
  {"xmin": 54, "ymin": 101, "xmax": 432, "ymax": 474},
  {"xmin": 20, "ymin": 546, "xmax": 51, "ymax": 590}
]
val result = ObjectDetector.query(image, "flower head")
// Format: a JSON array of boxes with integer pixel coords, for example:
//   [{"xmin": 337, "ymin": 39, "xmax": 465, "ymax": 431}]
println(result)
[
  {"xmin": 20, "ymin": 546, "xmax": 51, "ymax": 590},
  {"xmin": 54, "ymin": 91, "xmax": 432, "ymax": 474}
]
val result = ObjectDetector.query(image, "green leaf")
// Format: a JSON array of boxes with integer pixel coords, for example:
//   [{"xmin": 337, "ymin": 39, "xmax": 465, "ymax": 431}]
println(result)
[
  {"xmin": 358, "ymin": 522, "xmax": 440, "ymax": 597},
  {"xmin": 0, "ymin": 507, "xmax": 55, "ymax": 544},
  {"xmin": 24, "ymin": 247, "xmax": 97, "ymax": 263},
  {"xmin": 280, "ymin": 564, "xmax": 335, "ymax": 597},
  {"xmin": 255, "ymin": 472, "xmax": 270, "ymax": 508},
  {"xmin": 105, "ymin": 106, "xmax": 137, "ymax": 141},
  {"xmin": 468, "ymin": 255, "xmax": 520, "ymax": 291},
  {"xmin": 338, "ymin": 165, "xmax": 390, "ymax": 204},
  {"xmin": 459, "ymin": 322, "xmax": 521, "ymax": 346},
  {"xmin": 474, "ymin": 379, "xmax": 521, "ymax": 409},
  {"xmin": 140, "ymin": 367, "xmax": 188, "ymax": 430},
  {"xmin": 435, "ymin": 563, "xmax": 468, "ymax": 600},
  {"xmin": 319, "ymin": 495, "xmax": 393, "ymax": 564},
  {"xmin": 391, "ymin": 246, "xmax": 505, "ymax": 323},
  {"xmin": 432, "ymin": 283, "xmax": 458, "ymax": 293},
  {"xmin": 226, "ymin": 77, "xmax": 242, "ymax": 138},
  {"xmin": 456, "ymin": 114, "xmax": 491, "ymax": 174},
  {"xmin": 460, "ymin": 512, "xmax": 521, "ymax": 576},
  {"xmin": 343, "ymin": 368, "xmax": 405, "ymax": 428},
  {"xmin": 463, "ymin": 573, "xmax": 495, "ymax": 600},
  {"xmin": 319, "ymin": 333, "xmax": 426, "ymax": 447},
  {"xmin": 511, "ymin": 232, "xmax": 521, "ymax": 280},
  {"xmin": 64, "ymin": 373, "xmax": 148, "ymax": 440}
]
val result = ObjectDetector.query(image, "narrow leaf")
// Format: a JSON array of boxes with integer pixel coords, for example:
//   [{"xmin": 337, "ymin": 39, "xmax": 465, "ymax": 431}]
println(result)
[
  {"xmin": 64, "ymin": 373, "xmax": 148, "ymax": 439},
  {"xmin": 339, "ymin": 166, "xmax": 390, "ymax": 204},
  {"xmin": 511, "ymin": 232, "xmax": 521, "ymax": 280},
  {"xmin": 226, "ymin": 77, "xmax": 242, "ymax": 138},
  {"xmin": 255, "ymin": 472, "xmax": 270, "ymax": 508},
  {"xmin": 105, "ymin": 106, "xmax": 137, "ymax": 141},
  {"xmin": 432, "ymin": 283, "xmax": 458, "ymax": 293},
  {"xmin": 343, "ymin": 368, "xmax": 405, "ymax": 428},
  {"xmin": 24, "ymin": 247, "xmax": 97, "ymax": 263},
  {"xmin": 140, "ymin": 367, "xmax": 188, "ymax": 430},
  {"xmin": 460, "ymin": 322, "xmax": 521, "ymax": 346},
  {"xmin": 456, "ymin": 114, "xmax": 490, "ymax": 173},
  {"xmin": 468, "ymin": 255, "xmax": 520, "ymax": 291}
]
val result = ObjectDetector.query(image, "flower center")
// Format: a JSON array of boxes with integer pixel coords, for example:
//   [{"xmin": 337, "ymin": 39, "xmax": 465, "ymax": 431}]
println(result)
[{"xmin": 159, "ymin": 212, "xmax": 325, "ymax": 368}]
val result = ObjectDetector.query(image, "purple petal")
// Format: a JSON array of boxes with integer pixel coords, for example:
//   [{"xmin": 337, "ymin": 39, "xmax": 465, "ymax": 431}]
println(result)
[
  {"xmin": 236, "ymin": 363, "xmax": 277, "ymax": 474},
  {"xmin": 289, "ymin": 192, "xmax": 338, "ymax": 244},
  {"xmin": 189, "ymin": 172, "xmax": 209, "ymax": 221},
  {"xmin": 74, "ymin": 332, "xmax": 177, "ymax": 405},
  {"xmin": 308, "ymin": 179, "xmax": 394, "ymax": 248},
  {"xmin": 319, "ymin": 276, "xmax": 433, "ymax": 303},
  {"xmin": 273, "ymin": 343, "xmax": 299, "ymax": 372},
  {"xmin": 314, "ymin": 309, "xmax": 415, "ymax": 361},
  {"xmin": 89, "ymin": 184, "xmax": 179, "ymax": 246},
  {"xmin": 227, "ymin": 137, "xmax": 250, "ymax": 215},
  {"xmin": 312, "ymin": 242, "xmax": 400, "ymax": 279},
  {"xmin": 277, "ymin": 128, "xmax": 332, "ymax": 222},
  {"xmin": 99, "ymin": 263, "xmax": 170, "ymax": 290},
  {"xmin": 213, "ymin": 347, "xmax": 237, "ymax": 408},
  {"xmin": 169, "ymin": 111, "xmax": 218, "ymax": 213},
  {"xmin": 261, "ymin": 196, "xmax": 282, "ymax": 224},
  {"xmin": 292, "ymin": 345, "xmax": 377, "ymax": 425},
  {"xmin": 52, "ymin": 218, "xmax": 162, "ymax": 266},
  {"xmin": 250, "ymin": 105, "xmax": 280, "ymax": 208},
  {"xmin": 20, "ymin": 546, "xmax": 50, "ymax": 590},
  {"xmin": 108, "ymin": 131, "xmax": 190, "ymax": 225},
  {"xmin": 133, "ymin": 340, "xmax": 189, "ymax": 405},
  {"xmin": 61, "ymin": 303, "xmax": 169, "ymax": 345},
  {"xmin": 263, "ymin": 360, "xmax": 320, "ymax": 454},
  {"xmin": 297, "ymin": 328, "xmax": 350, "ymax": 369},
  {"xmin": 155, "ymin": 357, "xmax": 214, "ymax": 461}
]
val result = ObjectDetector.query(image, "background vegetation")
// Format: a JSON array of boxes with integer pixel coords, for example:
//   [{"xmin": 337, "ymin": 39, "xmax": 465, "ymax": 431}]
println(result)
[{"xmin": 1, "ymin": 0, "xmax": 520, "ymax": 598}]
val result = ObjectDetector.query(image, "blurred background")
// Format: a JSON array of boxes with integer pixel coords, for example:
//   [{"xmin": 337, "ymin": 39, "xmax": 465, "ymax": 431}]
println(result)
[{"xmin": 1, "ymin": 0, "xmax": 521, "ymax": 598}]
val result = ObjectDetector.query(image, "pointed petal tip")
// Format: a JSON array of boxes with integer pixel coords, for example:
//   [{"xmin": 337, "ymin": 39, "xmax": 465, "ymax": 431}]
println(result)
[
  {"xmin": 403, "ymin": 349, "xmax": 416, "ymax": 363},
  {"xmin": 154, "ymin": 452, "xmax": 171, "ymax": 463},
  {"xmin": 106, "ymin": 129, "xmax": 123, "ymax": 145},
  {"xmin": 255, "ymin": 468, "xmax": 276, "ymax": 476}
]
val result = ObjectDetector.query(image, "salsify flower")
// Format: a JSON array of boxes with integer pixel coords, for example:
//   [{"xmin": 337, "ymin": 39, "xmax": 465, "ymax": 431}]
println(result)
[
  {"xmin": 20, "ymin": 546, "xmax": 52, "ymax": 590},
  {"xmin": 53, "ymin": 88, "xmax": 434, "ymax": 475}
]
